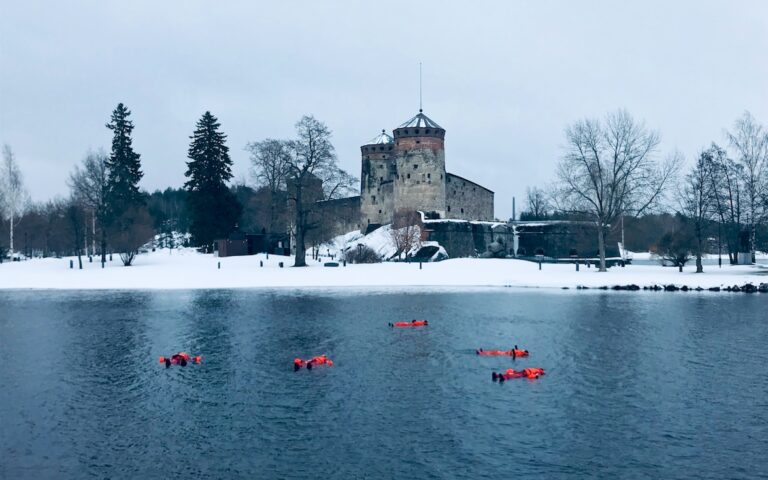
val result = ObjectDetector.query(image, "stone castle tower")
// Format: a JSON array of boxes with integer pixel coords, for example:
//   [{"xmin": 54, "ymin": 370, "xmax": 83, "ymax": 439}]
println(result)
[{"xmin": 359, "ymin": 110, "xmax": 493, "ymax": 232}]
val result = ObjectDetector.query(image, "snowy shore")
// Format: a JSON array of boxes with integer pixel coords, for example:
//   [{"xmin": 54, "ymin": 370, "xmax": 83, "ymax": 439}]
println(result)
[{"xmin": 0, "ymin": 248, "xmax": 766, "ymax": 291}]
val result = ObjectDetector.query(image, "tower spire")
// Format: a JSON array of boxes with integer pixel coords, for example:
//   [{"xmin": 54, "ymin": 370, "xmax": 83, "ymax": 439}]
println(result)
[{"xmin": 419, "ymin": 62, "xmax": 423, "ymax": 112}]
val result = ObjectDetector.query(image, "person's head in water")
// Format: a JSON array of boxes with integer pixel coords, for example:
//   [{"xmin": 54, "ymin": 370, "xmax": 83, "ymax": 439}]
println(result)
[
  {"xmin": 180, "ymin": 358, "xmax": 187, "ymax": 367},
  {"xmin": 165, "ymin": 358, "xmax": 171, "ymax": 368},
  {"xmin": 424, "ymin": 320, "xmax": 428, "ymax": 325}
]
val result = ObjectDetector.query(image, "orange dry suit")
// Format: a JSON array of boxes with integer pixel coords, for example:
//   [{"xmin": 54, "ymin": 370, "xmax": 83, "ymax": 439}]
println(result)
[
  {"xmin": 476, "ymin": 348, "xmax": 529, "ymax": 357},
  {"xmin": 392, "ymin": 320, "xmax": 428, "ymax": 327},
  {"xmin": 159, "ymin": 352, "xmax": 202, "ymax": 366},
  {"xmin": 294, "ymin": 355, "xmax": 334, "ymax": 370},
  {"xmin": 497, "ymin": 367, "xmax": 545, "ymax": 380}
]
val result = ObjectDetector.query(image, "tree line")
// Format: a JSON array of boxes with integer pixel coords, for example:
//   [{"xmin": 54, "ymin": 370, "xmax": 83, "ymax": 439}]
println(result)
[
  {"xmin": 519, "ymin": 110, "xmax": 768, "ymax": 272},
  {"xmin": 0, "ymin": 104, "xmax": 356, "ymax": 267}
]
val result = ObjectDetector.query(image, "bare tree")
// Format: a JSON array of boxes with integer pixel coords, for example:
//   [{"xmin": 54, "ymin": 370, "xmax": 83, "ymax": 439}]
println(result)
[
  {"xmin": 705, "ymin": 143, "xmax": 743, "ymax": 264},
  {"xmin": 109, "ymin": 206, "xmax": 154, "ymax": 266},
  {"xmin": 247, "ymin": 139, "xmax": 291, "ymax": 233},
  {"xmin": 555, "ymin": 110, "xmax": 678, "ymax": 271},
  {"xmin": 389, "ymin": 209, "xmax": 423, "ymax": 259},
  {"xmin": 522, "ymin": 186, "xmax": 550, "ymax": 220},
  {"xmin": 321, "ymin": 167, "xmax": 357, "ymax": 201},
  {"xmin": 285, "ymin": 115, "xmax": 356, "ymax": 267},
  {"xmin": 677, "ymin": 152, "xmax": 714, "ymax": 273},
  {"xmin": 68, "ymin": 149, "xmax": 109, "ymax": 263},
  {"xmin": 726, "ymin": 111, "xmax": 768, "ymax": 263},
  {"xmin": 66, "ymin": 199, "xmax": 85, "ymax": 269},
  {"xmin": 1, "ymin": 145, "xmax": 30, "ymax": 256}
]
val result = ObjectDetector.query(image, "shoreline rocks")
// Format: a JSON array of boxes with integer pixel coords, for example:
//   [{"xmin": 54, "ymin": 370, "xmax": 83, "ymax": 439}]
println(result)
[{"xmin": 576, "ymin": 282, "xmax": 767, "ymax": 294}]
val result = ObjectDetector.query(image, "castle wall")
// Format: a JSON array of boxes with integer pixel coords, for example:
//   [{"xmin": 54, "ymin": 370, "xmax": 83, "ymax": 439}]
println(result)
[
  {"xmin": 393, "ymin": 138, "xmax": 446, "ymax": 218},
  {"xmin": 445, "ymin": 173, "xmax": 494, "ymax": 221},
  {"xmin": 360, "ymin": 145, "xmax": 396, "ymax": 228},
  {"xmin": 423, "ymin": 220, "xmax": 513, "ymax": 258},
  {"xmin": 313, "ymin": 196, "xmax": 362, "ymax": 240}
]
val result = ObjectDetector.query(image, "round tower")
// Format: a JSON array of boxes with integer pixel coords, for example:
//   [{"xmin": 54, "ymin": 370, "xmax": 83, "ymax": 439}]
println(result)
[
  {"xmin": 360, "ymin": 129, "xmax": 396, "ymax": 231},
  {"xmin": 392, "ymin": 110, "xmax": 447, "ymax": 217}
]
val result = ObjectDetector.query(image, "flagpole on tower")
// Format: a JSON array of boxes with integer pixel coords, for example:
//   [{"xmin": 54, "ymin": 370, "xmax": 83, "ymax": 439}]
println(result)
[{"xmin": 419, "ymin": 62, "xmax": 423, "ymax": 112}]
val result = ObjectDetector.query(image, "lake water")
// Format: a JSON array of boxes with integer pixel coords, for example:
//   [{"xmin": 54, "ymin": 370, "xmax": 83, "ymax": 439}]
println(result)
[{"xmin": 1, "ymin": 289, "xmax": 766, "ymax": 479}]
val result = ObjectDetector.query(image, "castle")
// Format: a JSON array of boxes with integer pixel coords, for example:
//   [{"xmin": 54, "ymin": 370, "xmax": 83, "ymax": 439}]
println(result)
[
  {"xmin": 358, "ymin": 109, "xmax": 494, "ymax": 232},
  {"xmin": 312, "ymin": 109, "xmax": 495, "ymax": 249}
]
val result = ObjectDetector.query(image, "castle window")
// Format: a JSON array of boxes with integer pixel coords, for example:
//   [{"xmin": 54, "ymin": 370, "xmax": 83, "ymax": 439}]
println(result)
[
  {"xmin": 416, "ymin": 140, "xmax": 420, "ymax": 144},
  {"xmin": 447, "ymin": 206, "xmax": 451, "ymax": 212},
  {"xmin": 413, "ymin": 164, "xmax": 418, "ymax": 169},
  {"xmin": 378, "ymin": 210, "xmax": 382, "ymax": 214},
  {"xmin": 380, "ymin": 177, "xmax": 383, "ymax": 182},
  {"xmin": 473, "ymin": 187, "xmax": 476, "ymax": 191},
  {"xmin": 404, "ymin": 130, "xmax": 408, "ymax": 135},
  {"xmin": 379, "ymin": 147, "xmax": 384, "ymax": 151},
  {"xmin": 371, "ymin": 195, "xmax": 376, "ymax": 203},
  {"xmin": 407, "ymin": 173, "xmax": 411, "ymax": 179},
  {"xmin": 415, "ymin": 129, "xmax": 419, "ymax": 134},
  {"xmin": 447, "ymin": 176, "xmax": 450, "ymax": 182},
  {"xmin": 427, "ymin": 173, "xmax": 431, "ymax": 178},
  {"xmin": 388, "ymin": 146, "xmax": 392, "ymax": 150},
  {"xmin": 440, "ymin": 174, "xmax": 443, "ymax": 180},
  {"xmin": 461, "ymin": 208, "xmax": 464, "ymax": 214},
  {"xmin": 426, "ymin": 129, "xmax": 430, "ymax": 134}
]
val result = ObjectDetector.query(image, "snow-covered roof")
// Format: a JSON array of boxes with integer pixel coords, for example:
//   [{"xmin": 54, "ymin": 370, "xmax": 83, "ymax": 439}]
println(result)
[
  {"xmin": 397, "ymin": 110, "xmax": 443, "ymax": 129},
  {"xmin": 366, "ymin": 129, "xmax": 394, "ymax": 145}
]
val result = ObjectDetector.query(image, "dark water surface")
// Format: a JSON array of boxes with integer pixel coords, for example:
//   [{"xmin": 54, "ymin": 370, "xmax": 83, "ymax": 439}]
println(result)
[{"xmin": 1, "ymin": 289, "xmax": 767, "ymax": 479}]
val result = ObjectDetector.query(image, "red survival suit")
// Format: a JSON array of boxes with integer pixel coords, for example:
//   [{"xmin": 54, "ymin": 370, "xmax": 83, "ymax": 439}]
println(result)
[
  {"xmin": 294, "ymin": 355, "xmax": 334, "ymax": 370},
  {"xmin": 477, "ymin": 348, "xmax": 529, "ymax": 357},
  {"xmin": 391, "ymin": 320, "xmax": 428, "ymax": 328},
  {"xmin": 493, "ymin": 367, "xmax": 545, "ymax": 381},
  {"xmin": 159, "ymin": 352, "xmax": 202, "ymax": 367}
]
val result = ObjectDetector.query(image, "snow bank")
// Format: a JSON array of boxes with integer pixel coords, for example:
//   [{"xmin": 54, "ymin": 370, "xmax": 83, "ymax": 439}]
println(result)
[
  {"xmin": 322, "ymin": 225, "xmax": 424, "ymax": 260},
  {"xmin": 1, "ymin": 247, "xmax": 766, "ymax": 291}
]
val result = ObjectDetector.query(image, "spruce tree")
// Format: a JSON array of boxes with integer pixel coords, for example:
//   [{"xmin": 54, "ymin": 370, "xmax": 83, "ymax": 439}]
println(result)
[
  {"xmin": 105, "ymin": 103, "xmax": 144, "ymax": 214},
  {"xmin": 105, "ymin": 103, "xmax": 150, "ymax": 266},
  {"xmin": 185, "ymin": 111, "xmax": 242, "ymax": 251}
]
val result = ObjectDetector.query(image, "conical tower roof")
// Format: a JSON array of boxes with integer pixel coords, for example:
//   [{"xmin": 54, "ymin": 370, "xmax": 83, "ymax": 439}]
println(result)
[
  {"xmin": 366, "ymin": 129, "xmax": 394, "ymax": 145},
  {"xmin": 397, "ymin": 110, "xmax": 443, "ymax": 129}
]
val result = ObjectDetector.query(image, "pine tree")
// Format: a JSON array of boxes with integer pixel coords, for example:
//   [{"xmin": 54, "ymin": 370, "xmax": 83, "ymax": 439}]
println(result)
[
  {"xmin": 105, "ymin": 103, "xmax": 151, "ymax": 266},
  {"xmin": 185, "ymin": 111, "xmax": 242, "ymax": 251},
  {"xmin": 105, "ymin": 103, "xmax": 144, "ymax": 214}
]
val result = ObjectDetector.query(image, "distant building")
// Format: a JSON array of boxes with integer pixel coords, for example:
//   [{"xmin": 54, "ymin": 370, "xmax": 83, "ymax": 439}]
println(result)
[{"xmin": 217, "ymin": 228, "xmax": 290, "ymax": 257}]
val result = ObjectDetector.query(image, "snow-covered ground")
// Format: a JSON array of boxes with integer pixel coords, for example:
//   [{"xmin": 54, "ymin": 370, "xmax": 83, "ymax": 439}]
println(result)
[
  {"xmin": 0, "ymin": 247, "xmax": 766, "ymax": 290},
  {"xmin": 321, "ymin": 224, "xmax": 425, "ymax": 260}
]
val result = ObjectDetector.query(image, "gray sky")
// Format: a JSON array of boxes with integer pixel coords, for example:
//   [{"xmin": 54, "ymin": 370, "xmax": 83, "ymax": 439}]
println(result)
[{"xmin": 1, "ymin": 1, "xmax": 766, "ymax": 219}]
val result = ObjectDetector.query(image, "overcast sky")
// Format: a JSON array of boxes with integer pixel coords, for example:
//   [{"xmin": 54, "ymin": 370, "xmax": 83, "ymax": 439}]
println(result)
[{"xmin": 1, "ymin": 1, "xmax": 766, "ymax": 219}]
